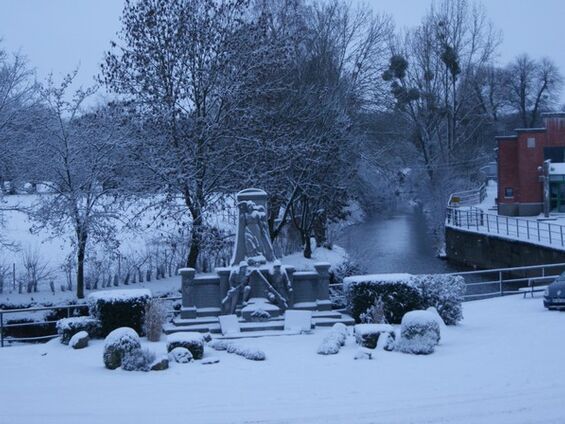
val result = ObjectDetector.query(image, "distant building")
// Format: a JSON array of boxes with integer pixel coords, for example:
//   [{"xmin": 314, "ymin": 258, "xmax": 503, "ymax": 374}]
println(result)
[{"xmin": 497, "ymin": 113, "xmax": 565, "ymax": 216}]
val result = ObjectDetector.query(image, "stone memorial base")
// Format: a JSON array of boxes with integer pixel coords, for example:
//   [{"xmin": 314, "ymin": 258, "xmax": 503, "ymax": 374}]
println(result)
[{"xmin": 164, "ymin": 309, "xmax": 354, "ymax": 335}]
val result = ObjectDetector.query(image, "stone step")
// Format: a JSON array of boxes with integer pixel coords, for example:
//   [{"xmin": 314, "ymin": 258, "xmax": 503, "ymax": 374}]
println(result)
[{"xmin": 165, "ymin": 312, "xmax": 355, "ymax": 335}]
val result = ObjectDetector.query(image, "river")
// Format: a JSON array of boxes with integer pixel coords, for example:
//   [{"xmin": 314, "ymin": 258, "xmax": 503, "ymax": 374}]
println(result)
[{"xmin": 338, "ymin": 208, "xmax": 464, "ymax": 275}]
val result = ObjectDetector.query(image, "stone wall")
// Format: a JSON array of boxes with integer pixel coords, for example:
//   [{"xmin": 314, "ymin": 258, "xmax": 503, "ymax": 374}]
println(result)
[{"xmin": 445, "ymin": 226, "xmax": 565, "ymax": 269}]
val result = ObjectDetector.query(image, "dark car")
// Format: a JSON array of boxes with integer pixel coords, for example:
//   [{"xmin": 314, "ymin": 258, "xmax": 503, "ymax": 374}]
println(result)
[{"xmin": 544, "ymin": 273, "xmax": 565, "ymax": 309}]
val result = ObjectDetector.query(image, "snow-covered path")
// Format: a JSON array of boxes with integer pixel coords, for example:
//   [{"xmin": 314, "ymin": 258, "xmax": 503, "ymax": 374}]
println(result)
[{"xmin": 1, "ymin": 295, "xmax": 564, "ymax": 424}]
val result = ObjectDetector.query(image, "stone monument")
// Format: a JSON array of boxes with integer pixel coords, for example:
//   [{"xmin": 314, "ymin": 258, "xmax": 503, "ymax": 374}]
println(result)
[{"xmin": 170, "ymin": 188, "xmax": 352, "ymax": 334}]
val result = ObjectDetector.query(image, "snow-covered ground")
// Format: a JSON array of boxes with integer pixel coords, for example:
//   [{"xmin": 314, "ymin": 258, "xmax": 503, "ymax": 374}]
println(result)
[{"xmin": 1, "ymin": 294, "xmax": 563, "ymax": 424}]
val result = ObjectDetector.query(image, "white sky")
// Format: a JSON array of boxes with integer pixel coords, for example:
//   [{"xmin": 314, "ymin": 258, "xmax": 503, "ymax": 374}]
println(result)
[{"xmin": 0, "ymin": 0, "xmax": 564, "ymax": 102}]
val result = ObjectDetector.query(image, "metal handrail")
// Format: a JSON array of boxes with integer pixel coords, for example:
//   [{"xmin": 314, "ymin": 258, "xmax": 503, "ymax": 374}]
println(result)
[
  {"xmin": 331, "ymin": 262, "xmax": 564, "ymax": 303},
  {"xmin": 446, "ymin": 207, "xmax": 565, "ymax": 249},
  {"xmin": 0, "ymin": 295, "xmax": 182, "ymax": 347}
]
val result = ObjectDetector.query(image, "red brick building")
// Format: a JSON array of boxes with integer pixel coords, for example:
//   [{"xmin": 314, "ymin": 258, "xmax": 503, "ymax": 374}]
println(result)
[{"xmin": 497, "ymin": 113, "xmax": 565, "ymax": 216}]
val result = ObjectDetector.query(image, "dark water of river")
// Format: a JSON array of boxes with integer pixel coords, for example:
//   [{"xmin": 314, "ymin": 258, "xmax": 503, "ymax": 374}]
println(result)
[{"xmin": 338, "ymin": 209, "xmax": 464, "ymax": 275}]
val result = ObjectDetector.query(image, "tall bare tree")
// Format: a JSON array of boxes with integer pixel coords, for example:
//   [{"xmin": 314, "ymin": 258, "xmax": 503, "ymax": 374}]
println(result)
[
  {"xmin": 29, "ymin": 73, "xmax": 126, "ymax": 298},
  {"xmin": 507, "ymin": 55, "xmax": 563, "ymax": 128},
  {"xmin": 102, "ymin": 0, "xmax": 289, "ymax": 267}
]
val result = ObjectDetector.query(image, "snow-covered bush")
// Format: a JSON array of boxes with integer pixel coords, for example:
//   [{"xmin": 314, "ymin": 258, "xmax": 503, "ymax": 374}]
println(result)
[
  {"xmin": 354, "ymin": 324, "xmax": 394, "ymax": 349},
  {"xmin": 69, "ymin": 331, "xmax": 89, "ymax": 349},
  {"xmin": 344, "ymin": 274, "xmax": 424, "ymax": 324},
  {"xmin": 222, "ymin": 342, "xmax": 266, "ymax": 360},
  {"xmin": 329, "ymin": 260, "xmax": 365, "ymax": 308},
  {"xmin": 88, "ymin": 289, "xmax": 151, "ymax": 336},
  {"xmin": 413, "ymin": 275, "xmax": 465, "ymax": 325},
  {"xmin": 359, "ymin": 296, "xmax": 386, "ymax": 324},
  {"xmin": 332, "ymin": 322, "xmax": 348, "ymax": 339},
  {"xmin": 122, "ymin": 348, "xmax": 156, "ymax": 372},
  {"xmin": 208, "ymin": 339, "xmax": 230, "ymax": 351},
  {"xmin": 166, "ymin": 332, "xmax": 204, "ymax": 359},
  {"xmin": 56, "ymin": 316, "xmax": 101, "ymax": 345},
  {"xmin": 317, "ymin": 336, "xmax": 341, "ymax": 355},
  {"xmin": 395, "ymin": 310, "xmax": 440, "ymax": 355},
  {"xmin": 168, "ymin": 347, "xmax": 193, "ymax": 363},
  {"xmin": 103, "ymin": 327, "xmax": 142, "ymax": 370},
  {"xmin": 317, "ymin": 326, "xmax": 348, "ymax": 355},
  {"xmin": 233, "ymin": 346, "xmax": 266, "ymax": 361},
  {"xmin": 144, "ymin": 299, "xmax": 166, "ymax": 342}
]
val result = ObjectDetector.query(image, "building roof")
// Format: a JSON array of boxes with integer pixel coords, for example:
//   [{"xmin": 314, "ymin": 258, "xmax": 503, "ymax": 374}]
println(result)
[{"xmin": 541, "ymin": 112, "xmax": 565, "ymax": 118}]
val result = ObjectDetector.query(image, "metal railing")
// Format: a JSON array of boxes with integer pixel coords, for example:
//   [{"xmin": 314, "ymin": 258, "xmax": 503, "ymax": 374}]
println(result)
[
  {"xmin": 447, "ymin": 207, "xmax": 565, "ymax": 249},
  {"xmin": 448, "ymin": 262, "xmax": 565, "ymax": 299},
  {"xmin": 0, "ymin": 296, "xmax": 182, "ymax": 347},
  {"xmin": 333, "ymin": 262, "xmax": 564, "ymax": 301},
  {"xmin": 448, "ymin": 183, "xmax": 487, "ymax": 207}
]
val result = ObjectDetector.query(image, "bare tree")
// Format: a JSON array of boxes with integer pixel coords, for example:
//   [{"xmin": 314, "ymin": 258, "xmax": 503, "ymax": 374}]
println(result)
[
  {"xmin": 29, "ymin": 72, "xmax": 126, "ymax": 298},
  {"xmin": 102, "ymin": 0, "xmax": 294, "ymax": 268},
  {"xmin": 507, "ymin": 55, "xmax": 563, "ymax": 128}
]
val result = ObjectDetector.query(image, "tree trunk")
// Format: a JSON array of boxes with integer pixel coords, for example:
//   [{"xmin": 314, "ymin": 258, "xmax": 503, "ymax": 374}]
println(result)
[
  {"xmin": 76, "ymin": 229, "xmax": 88, "ymax": 299},
  {"xmin": 76, "ymin": 243, "xmax": 86, "ymax": 299},
  {"xmin": 187, "ymin": 206, "xmax": 203, "ymax": 269},
  {"xmin": 187, "ymin": 227, "xmax": 201, "ymax": 268},
  {"xmin": 303, "ymin": 234, "xmax": 312, "ymax": 259}
]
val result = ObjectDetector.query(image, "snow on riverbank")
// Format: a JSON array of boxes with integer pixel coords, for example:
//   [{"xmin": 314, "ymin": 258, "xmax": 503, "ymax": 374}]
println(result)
[{"xmin": 0, "ymin": 294, "xmax": 563, "ymax": 424}]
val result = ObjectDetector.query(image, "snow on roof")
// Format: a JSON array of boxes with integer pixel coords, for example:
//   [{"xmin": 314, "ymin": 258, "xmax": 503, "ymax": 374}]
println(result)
[{"xmin": 88, "ymin": 289, "xmax": 152, "ymax": 303}]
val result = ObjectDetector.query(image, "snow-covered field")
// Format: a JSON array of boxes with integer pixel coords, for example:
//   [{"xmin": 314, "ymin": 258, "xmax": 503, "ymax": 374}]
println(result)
[{"xmin": 1, "ymin": 294, "xmax": 563, "ymax": 424}]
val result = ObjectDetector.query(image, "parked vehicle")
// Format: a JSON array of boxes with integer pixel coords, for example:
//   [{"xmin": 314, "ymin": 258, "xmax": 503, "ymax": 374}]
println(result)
[{"xmin": 544, "ymin": 273, "xmax": 565, "ymax": 309}]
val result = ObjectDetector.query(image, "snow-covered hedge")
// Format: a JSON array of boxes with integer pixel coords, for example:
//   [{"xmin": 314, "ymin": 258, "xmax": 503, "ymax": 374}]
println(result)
[
  {"xmin": 344, "ymin": 274, "xmax": 424, "ymax": 324},
  {"xmin": 166, "ymin": 332, "xmax": 204, "ymax": 360},
  {"xmin": 413, "ymin": 275, "xmax": 465, "ymax": 325},
  {"xmin": 56, "ymin": 316, "xmax": 101, "ymax": 345},
  {"xmin": 345, "ymin": 273, "xmax": 465, "ymax": 325},
  {"xmin": 395, "ymin": 310, "xmax": 440, "ymax": 355},
  {"xmin": 226, "ymin": 343, "xmax": 266, "ymax": 361},
  {"xmin": 103, "ymin": 327, "xmax": 142, "ymax": 370},
  {"xmin": 88, "ymin": 289, "xmax": 151, "ymax": 336}
]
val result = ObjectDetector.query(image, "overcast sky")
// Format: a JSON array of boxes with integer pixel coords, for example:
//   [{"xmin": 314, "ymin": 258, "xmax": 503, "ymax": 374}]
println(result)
[{"xmin": 1, "ymin": 0, "xmax": 564, "ymax": 103}]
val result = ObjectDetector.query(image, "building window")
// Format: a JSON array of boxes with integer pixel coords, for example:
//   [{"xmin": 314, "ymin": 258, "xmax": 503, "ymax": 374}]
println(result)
[
  {"xmin": 545, "ymin": 147, "xmax": 565, "ymax": 163},
  {"xmin": 504, "ymin": 187, "xmax": 514, "ymax": 198},
  {"xmin": 527, "ymin": 137, "xmax": 536, "ymax": 148}
]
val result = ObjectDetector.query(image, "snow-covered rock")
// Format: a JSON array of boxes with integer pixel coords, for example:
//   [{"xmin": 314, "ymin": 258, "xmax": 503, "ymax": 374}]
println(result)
[
  {"xmin": 353, "ymin": 348, "xmax": 373, "ymax": 360},
  {"xmin": 354, "ymin": 324, "xmax": 394, "ymax": 349},
  {"xmin": 201, "ymin": 357, "xmax": 220, "ymax": 365},
  {"xmin": 150, "ymin": 356, "xmax": 169, "ymax": 371},
  {"xmin": 166, "ymin": 332, "xmax": 204, "ymax": 359},
  {"xmin": 69, "ymin": 331, "xmax": 89, "ymax": 349},
  {"xmin": 168, "ymin": 347, "xmax": 193, "ymax": 363}
]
